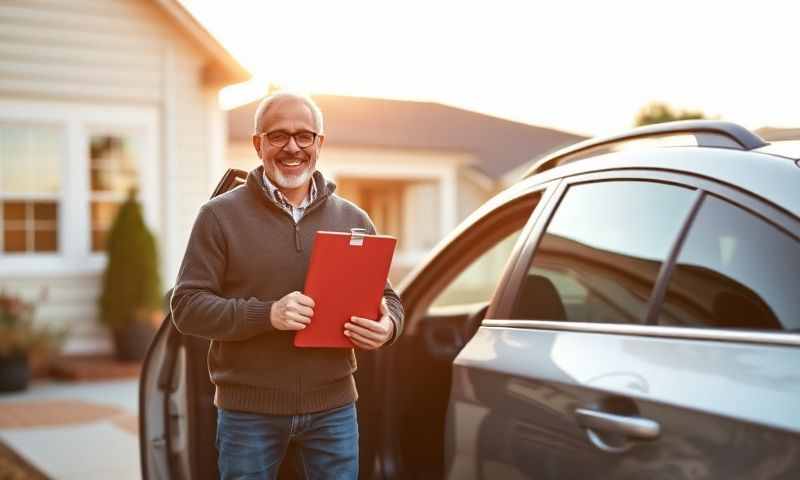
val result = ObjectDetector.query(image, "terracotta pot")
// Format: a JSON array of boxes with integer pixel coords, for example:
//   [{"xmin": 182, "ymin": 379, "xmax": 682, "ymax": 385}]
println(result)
[
  {"xmin": 0, "ymin": 352, "xmax": 30, "ymax": 392},
  {"xmin": 29, "ymin": 351, "xmax": 52, "ymax": 378},
  {"xmin": 112, "ymin": 321, "xmax": 158, "ymax": 362}
]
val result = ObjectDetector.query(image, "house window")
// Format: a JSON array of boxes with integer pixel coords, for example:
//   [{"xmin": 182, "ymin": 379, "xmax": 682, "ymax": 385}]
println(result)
[
  {"xmin": 0, "ymin": 101, "xmax": 158, "ymax": 275},
  {"xmin": 0, "ymin": 124, "xmax": 62, "ymax": 254},
  {"xmin": 89, "ymin": 135, "xmax": 139, "ymax": 251}
]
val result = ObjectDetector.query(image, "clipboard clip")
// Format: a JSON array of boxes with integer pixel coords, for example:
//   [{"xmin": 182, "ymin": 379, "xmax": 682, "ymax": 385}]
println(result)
[{"xmin": 349, "ymin": 228, "xmax": 367, "ymax": 247}]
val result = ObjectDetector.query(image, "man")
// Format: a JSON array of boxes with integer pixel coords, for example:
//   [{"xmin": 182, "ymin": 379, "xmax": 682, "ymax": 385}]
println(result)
[{"xmin": 171, "ymin": 92, "xmax": 404, "ymax": 479}]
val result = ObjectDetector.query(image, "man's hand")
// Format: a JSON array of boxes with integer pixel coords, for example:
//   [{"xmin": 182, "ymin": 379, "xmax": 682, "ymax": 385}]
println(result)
[
  {"xmin": 344, "ymin": 298, "xmax": 395, "ymax": 350},
  {"xmin": 271, "ymin": 291, "xmax": 315, "ymax": 331}
]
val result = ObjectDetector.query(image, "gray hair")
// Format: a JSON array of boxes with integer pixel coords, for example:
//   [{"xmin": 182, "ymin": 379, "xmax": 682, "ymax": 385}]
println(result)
[{"xmin": 253, "ymin": 92, "xmax": 324, "ymax": 135}]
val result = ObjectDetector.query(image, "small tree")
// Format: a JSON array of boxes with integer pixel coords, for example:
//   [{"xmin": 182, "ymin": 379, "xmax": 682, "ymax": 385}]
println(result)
[
  {"xmin": 98, "ymin": 190, "xmax": 162, "ymax": 332},
  {"xmin": 635, "ymin": 101, "xmax": 705, "ymax": 126}
]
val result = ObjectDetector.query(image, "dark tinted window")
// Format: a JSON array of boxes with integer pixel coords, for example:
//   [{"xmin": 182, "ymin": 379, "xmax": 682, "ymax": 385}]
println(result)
[
  {"xmin": 510, "ymin": 181, "xmax": 695, "ymax": 323},
  {"xmin": 658, "ymin": 195, "xmax": 800, "ymax": 330}
]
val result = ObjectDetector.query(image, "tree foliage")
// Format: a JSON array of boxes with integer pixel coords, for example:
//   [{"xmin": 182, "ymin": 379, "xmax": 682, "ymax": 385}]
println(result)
[
  {"xmin": 98, "ymin": 191, "xmax": 162, "ymax": 330},
  {"xmin": 635, "ymin": 102, "xmax": 705, "ymax": 126}
]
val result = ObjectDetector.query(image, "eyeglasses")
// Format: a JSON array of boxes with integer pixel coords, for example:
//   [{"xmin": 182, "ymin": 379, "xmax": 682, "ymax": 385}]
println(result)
[{"xmin": 257, "ymin": 130, "xmax": 320, "ymax": 149}]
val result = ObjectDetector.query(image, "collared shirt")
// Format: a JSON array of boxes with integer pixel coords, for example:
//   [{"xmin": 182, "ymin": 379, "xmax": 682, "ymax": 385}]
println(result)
[{"xmin": 262, "ymin": 171, "xmax": 318, "ymax": 223}]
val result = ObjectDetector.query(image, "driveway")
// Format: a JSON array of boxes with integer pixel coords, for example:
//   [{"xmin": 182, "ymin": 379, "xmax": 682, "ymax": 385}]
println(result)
[{"xmin": 0, "ymin": 379, "xmax": 140, "ymax": 479}]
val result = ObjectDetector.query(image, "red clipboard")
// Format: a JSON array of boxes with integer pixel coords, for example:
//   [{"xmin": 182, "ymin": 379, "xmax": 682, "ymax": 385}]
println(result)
[{"xmin": 294, "ymin": 229, "xmax": 397, "ymax": 348}]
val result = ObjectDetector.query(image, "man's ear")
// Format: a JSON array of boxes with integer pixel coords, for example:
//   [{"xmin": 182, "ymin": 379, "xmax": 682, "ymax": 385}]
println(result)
[
  {"xmin": 252, "ymin": 135, "xmax": 262, "ymax": 157},
  {"xmin": 317, "ymin": 134, "xmax": 326, "ymax": 149}
]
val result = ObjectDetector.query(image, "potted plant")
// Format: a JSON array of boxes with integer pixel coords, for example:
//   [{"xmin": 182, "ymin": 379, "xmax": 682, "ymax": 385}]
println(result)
[
  {"xmin": 98, "ymin": 190, "xmax": 163, "ymax": 361},
  {"xmin": 0, "ymin": 290, "xmax": 66, "ymax": 392}
]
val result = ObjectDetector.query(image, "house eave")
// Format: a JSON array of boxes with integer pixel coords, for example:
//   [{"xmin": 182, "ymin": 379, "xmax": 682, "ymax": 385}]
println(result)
[{"xmin": 152, "ymin": 0, "xmax": 251, "ymax": 86}]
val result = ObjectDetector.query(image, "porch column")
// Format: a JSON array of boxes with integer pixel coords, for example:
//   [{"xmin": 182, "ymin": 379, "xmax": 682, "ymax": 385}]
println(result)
[{"xmin": 439, "ymin": 167, "xmax": 458, "ymax": 239}]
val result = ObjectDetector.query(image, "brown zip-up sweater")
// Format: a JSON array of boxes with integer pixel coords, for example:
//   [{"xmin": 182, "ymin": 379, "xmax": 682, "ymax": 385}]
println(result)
[{"xmin": 171, "ymin": 166, "xmax": 404, "ymax": 415}]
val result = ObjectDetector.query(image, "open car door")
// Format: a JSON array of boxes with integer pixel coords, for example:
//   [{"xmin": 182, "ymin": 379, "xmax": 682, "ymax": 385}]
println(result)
[
  {"xmin": 359, "ymin": 185, "xmax": 554, "ymax": 478},
  {"xmin": 139, "ymin": 169, "xmax": 247, "ymax": 480}
]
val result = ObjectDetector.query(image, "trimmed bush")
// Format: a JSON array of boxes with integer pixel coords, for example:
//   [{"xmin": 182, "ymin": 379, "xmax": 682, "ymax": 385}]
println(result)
[{"xmin": 98, "ymin": 191, "xmax": 162, "ymax": 330}]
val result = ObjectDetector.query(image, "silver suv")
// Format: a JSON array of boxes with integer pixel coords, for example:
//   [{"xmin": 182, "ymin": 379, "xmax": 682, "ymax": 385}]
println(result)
[{"xmin": 140, "ymin": 121, "xmax": 800, "ymax": 479}]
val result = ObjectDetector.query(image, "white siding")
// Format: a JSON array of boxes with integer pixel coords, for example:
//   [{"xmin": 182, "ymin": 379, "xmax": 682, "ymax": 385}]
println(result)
[
  {"xmin": 0, "ymin": 275, "xmax": 109, "ymax": 353},
  {"xmin": 0, "ymin": 0, "xmax": 168, "ymax": 103},
  {"xmin": 170, "ymin": 60, "xmax": 216, "ymax": 282},
  {"xmin": 228, "ymin": 141, "xmax": 259, "ymax": 173},
  {"xmin": 0, "ymin": 0, "xmax": 225, "ymax": 353}
]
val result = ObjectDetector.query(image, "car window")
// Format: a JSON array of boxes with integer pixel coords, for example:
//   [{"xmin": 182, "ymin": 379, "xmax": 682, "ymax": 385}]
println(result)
[
  {"xmin": 410, "ymin": 190, "xmax": 545, "ymax": 321},
  {"xmin": 430, "ymin": 228, "xmax": 522, "ymax": 309},
  {"xmin": 657, "ymin": 195, "xmax": 800, "ymax": 330},
  {"xmin": 510, "ymin": 180, "xmax": 695, "ymax": 323}
]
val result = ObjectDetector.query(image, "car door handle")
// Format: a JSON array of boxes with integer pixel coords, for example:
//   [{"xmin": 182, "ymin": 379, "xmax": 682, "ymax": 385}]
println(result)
[
  {"xmin": 575, "ymin": 408, "xmax": 660, "ymax": 438},
  {"xmin": 575, "ymin": 408, "xmax": 660, "ymax": 453}
]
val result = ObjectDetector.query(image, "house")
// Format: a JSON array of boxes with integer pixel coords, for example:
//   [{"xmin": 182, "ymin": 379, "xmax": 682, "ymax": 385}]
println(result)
[
  {"xmin": 227, "ymin": 95, "xmax": 586, "ymax": 281},
  {"xmin": 756, "ymin": 127, "xmax": 800, "ymax": 141},
  {"xmin": 0, "ymin": 0, "xmax": 249, "ymax": 353}
]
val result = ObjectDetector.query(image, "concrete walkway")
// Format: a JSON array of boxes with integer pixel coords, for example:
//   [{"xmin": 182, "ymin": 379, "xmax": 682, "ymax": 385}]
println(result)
[{"xmin": 0, "ymin": 379, "xmax": 140, "ymax": 479}]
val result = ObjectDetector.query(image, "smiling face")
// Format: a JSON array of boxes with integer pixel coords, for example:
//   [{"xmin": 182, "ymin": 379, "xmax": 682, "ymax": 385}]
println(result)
[{"xmin": 252, "ymin": 96, "xmax": 324, "ymax": 199}]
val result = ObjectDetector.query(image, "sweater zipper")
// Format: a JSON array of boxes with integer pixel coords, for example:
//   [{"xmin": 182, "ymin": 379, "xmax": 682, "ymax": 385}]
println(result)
[
  {"xmin": 290, "ymin": 191, "xmax": 330, "ymax": 253},
  {"xmin": 259, "ymin": 181, "xmax": 330, "ymax": 253},
  {"xmin": 261, "ymin": 194, "xmax": 308, "ymax": 253}
]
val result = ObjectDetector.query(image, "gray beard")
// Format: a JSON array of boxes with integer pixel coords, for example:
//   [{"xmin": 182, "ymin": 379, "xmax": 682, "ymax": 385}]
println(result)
[{"xmin": 268, "ymin": 162, "xmax": 313, "ymax": 190}]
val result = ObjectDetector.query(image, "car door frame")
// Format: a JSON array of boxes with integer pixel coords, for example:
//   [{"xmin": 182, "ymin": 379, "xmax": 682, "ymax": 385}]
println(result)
[
  {"xmin": 488, "ymin": 166, "xmax": 800, "ymax": 344},
  {"xmin": 373, "ymin": 177, "xmax": 564, "ymax": 477},
  {"xmin": 139, "ymin": 168, "xmax": 248, "ymax": 480},
  {"xmin": 395, "ymin": 177, "xmax": 563, "ymax": 336}
]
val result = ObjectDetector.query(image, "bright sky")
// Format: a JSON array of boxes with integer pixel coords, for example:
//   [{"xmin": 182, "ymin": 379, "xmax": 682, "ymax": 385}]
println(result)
[{"xmin": 180, "ymin": 0, "xmax": 799, "ymax": 137}]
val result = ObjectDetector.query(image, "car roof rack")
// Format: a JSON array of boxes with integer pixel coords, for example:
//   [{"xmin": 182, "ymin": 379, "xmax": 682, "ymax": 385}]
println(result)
[{"xmin": 523, "ymin": 120, "xmax": 769, "ymax": 178}]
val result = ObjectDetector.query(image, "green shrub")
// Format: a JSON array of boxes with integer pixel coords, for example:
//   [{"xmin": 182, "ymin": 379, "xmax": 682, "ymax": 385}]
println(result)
[{"xmin": 98, "ymin": 191, "xmax": 162, "ymax": 330}]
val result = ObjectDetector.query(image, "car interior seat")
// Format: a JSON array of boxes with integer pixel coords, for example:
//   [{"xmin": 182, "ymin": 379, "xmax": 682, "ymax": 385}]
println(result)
[
  {"xmin": 711, "ymin": 289, "xmax": 781, "ymax": 330},
  {"xmin": 512, "ymin": 274, "xmax": 567, "ymax": 320}
]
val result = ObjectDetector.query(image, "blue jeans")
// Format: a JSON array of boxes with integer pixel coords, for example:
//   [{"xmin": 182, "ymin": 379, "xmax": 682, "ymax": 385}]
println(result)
[{"xmin": 216, "ymin": 402, "xmax": 359, "ymax": 480}]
